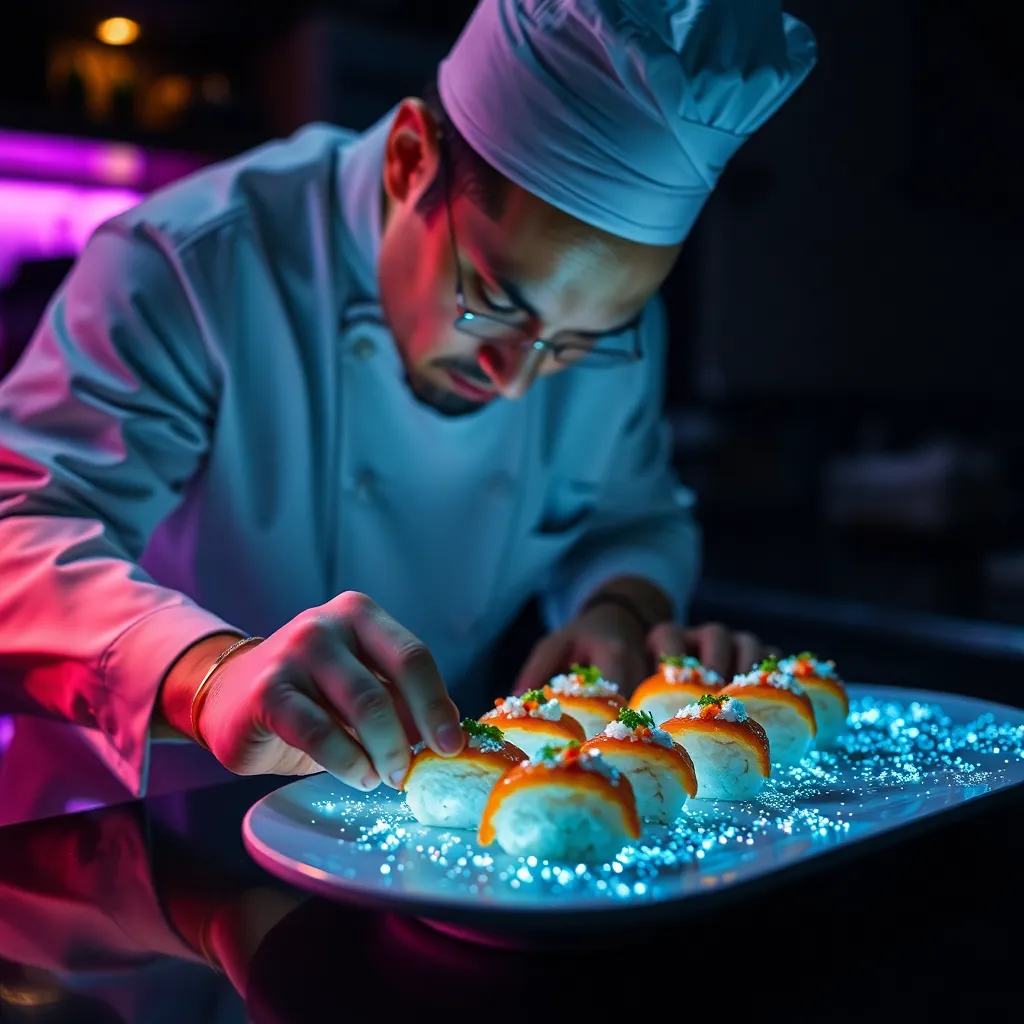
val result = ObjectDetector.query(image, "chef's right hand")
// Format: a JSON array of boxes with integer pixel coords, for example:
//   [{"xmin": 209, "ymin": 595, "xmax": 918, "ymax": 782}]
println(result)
[{"xmin": 186, "ymin": 593, "xmax": 464, "ymax": 790}]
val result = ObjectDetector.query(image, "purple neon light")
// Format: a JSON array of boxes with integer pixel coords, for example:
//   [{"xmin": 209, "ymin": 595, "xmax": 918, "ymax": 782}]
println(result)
[
  {"xmin": 0, "ymin": 129, "xmax": 145, "ymax": 187},
  {"xmin": 0, "ymin": 128, "xmax": 206, "ymax": 190},
  {"xmin": 0, "ymin": 178, "xmax": 143, "ymax": 286}
]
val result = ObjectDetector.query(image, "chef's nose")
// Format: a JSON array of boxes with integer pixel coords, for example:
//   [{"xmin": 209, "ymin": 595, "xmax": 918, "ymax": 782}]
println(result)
[{"xmin": 478, "ymin": 342, "xmax": 542, "ymax": 400}]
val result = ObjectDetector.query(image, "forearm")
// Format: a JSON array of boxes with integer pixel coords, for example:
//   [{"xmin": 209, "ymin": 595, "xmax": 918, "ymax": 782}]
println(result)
[{"xmin": 578, "ymin": 575, "xmax": 674, "ymax": 631}]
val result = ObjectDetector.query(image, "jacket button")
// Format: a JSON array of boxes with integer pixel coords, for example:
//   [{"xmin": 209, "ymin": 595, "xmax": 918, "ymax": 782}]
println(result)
[
  {"xmin": 351, "ymin": 336, "xmax": 376, "ymax": 360},
  {"xmin": 487, "ymin": 473, "xmax": 514, "ymax": 497},
  {"xmin": 354, "ymin": 469, "xmax": 376, "ymax": 500}
]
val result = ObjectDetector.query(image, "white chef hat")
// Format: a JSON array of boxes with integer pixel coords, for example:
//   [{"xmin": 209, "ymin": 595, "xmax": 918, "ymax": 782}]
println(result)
[{"xmin": 437, "ymin": 0, "xmax": 817, "ymax": 245}]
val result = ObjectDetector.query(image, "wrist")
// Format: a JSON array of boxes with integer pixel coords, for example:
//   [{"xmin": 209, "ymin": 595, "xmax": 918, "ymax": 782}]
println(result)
[
  {"xmin": 578, "ymin": 578, "xmax": 672, "ymax": 634},
  {"xmin": 155, "ymin": 632, "xmax": 247, "ymax": 742},
  {"xmin": 578, "ymin": 592, "xmax": 651, "ymax": 634}
]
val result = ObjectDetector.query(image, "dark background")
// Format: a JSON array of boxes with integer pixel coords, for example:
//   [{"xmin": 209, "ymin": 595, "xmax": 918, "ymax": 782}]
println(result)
[{"xmin": 1, "ymin": 0, "xmax": 1022, "ymax": 703}]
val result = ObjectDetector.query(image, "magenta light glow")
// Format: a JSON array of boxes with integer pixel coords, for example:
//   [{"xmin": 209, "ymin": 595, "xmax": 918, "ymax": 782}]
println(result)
[
  {"xmin": 0, "ymin": 128, "xmax": 205, "ymax": 190},
  {"xmin": 0, "ymin": 178, "xmax": 143, "ymax": 286}
]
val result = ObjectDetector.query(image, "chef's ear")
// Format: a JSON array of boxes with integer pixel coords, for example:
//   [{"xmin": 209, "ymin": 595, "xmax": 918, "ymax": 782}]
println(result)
[{"xmin": 383, "ymin": 98, "xmax": 441, "ymax": 205}]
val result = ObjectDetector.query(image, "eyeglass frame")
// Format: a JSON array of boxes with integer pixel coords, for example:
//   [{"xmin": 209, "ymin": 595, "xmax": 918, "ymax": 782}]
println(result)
[{"xmin": 437, "ymin": 133, "xmax": 644, "ymax": 369}]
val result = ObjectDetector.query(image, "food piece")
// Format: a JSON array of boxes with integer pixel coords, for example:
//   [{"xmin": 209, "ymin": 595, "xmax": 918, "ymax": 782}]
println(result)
[
  {"xmin": 629, "ymin": 654, "xmax": 723, "ymax": 726},
  {"xmin": 661, "ymin": 694, "xmax": 770, "ymax": 801},
  {"xmin": 779, "ymin": 651, "xmax": 849, "ymax": 747},
  {"xmin": 721, "ymin": 657, "xmax": 817, "ymax": 767},
  {"xmin": 580, "ymin": 707, "xmax": 697, "ymax": 822},
  {"xmin": 402, "ymin": 720, "xmax": 527, "ymax": 828},
  {"xmin": 479, "ymin": 740, "xmax": 640, "ymax": 861},
  {"xmin": 479, "ymin": 690, "xmax": 585, "ymax": 760},
  {"xmin": 543, "ymin": 663, "xmax": 625, "ymax": 738}
]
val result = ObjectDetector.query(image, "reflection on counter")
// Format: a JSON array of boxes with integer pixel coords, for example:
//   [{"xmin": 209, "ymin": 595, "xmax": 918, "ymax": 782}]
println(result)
[{"xmin": 0, "ymin": 801, "xmax": 300, "ymax": 1022}]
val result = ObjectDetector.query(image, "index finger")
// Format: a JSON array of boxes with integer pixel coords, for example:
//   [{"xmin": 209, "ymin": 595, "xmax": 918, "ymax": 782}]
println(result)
[
  {"xmin": 645, "ymin": 623, "xmax": 690, "ymax": 664},
  {"xmin": 695, "ymin": 623, "xmax": 734, "ymax": 678},
  {"xmin": 332, "ymin": 593, "xmax": 463, "ymax": 757}
]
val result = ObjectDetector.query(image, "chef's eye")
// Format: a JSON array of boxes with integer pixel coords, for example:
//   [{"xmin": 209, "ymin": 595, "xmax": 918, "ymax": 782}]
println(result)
[{"xmin": 477, "ymin": 279, "xmax": 519, "ymax": 316}]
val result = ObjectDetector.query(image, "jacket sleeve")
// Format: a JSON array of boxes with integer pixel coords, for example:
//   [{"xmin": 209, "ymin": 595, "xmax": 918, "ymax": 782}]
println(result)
[
  {"xmin": 539, "ymin": 297, "xmax": 702, "ymax": 628},
  {"xmin": 0, "ymin": 221, "xmax": 242, "ymax": 797}
]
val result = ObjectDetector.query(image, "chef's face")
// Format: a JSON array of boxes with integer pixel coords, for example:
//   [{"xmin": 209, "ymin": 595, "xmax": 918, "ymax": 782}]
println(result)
[{"xmin": 378, "ymin": 99, "xmax": 681, "ymax": 415}]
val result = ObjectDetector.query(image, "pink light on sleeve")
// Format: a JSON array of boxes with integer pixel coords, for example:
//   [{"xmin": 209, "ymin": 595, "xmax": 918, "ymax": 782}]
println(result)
[{"xmin": 0, "ymin": 178, "xmax": 143, "ymax": 286}]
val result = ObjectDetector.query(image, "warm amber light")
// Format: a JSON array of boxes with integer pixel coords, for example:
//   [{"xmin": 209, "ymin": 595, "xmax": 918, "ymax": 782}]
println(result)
[{"xmin": 95, "ymin": 17, "xmax": 140, "ymax": 46}]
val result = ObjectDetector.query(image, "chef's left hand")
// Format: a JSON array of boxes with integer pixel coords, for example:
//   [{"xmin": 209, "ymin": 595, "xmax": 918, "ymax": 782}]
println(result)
[
  {"xmin": 515, "ymin": 600, "xmax": 649, "ymax": 695},
  {"xmin": 515, "ymin": 609, "xmax": 772, "ymax": 695},
  {"xmin": 645, "ymin": 621, "xmax": 772, "ymax": 680}
]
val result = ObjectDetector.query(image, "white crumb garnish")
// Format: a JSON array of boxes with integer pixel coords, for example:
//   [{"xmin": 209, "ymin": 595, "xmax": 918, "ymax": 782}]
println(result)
[
  {"xmin": 779, "ymin": 654, "xmax": 841, "ymax": 681},
  {"xmin": 467, "ymin": 733, "xmax": 505, "ymax": 753},
  {"xmin": 578, "ymin": 748, "xmax": 621, "ymax": 782},
  {"xmin": 484, "ymin": 695, "xmax": 565, "ymax": 722},
  {"xmin": 675, "ymin": 697, "xmax": 748, "ymax": 723},
  {"xmin": 729, "ymin": 667, "xmax": 805, "ymax": 695},
  {"xmin": 549, "ymin": 671, "xmax": 620, "ymax": 698},
  {"xmin": 601, "ymin": 719, "xmax": 674, "ymax": 748},
  {"xmin": 661, "ymin": 657, "xmax": 723, "ymax": 687}
]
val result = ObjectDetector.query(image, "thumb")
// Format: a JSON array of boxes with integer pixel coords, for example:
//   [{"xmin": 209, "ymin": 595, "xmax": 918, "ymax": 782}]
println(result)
[{"xmin": 514, "ymin": 632, "xmax": 570, "ymax": 695}]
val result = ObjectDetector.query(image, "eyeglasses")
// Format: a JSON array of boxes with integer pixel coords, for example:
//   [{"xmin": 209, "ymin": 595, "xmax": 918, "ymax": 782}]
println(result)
[{"xmin": 438, "ymin": 138, "xmax": 643, "ymax": 370}]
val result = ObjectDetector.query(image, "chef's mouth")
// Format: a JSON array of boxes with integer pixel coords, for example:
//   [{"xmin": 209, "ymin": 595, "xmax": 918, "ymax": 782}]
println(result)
[{"xmin": 444, "ymin": 368, "xmax": 497, "ymax": 403}]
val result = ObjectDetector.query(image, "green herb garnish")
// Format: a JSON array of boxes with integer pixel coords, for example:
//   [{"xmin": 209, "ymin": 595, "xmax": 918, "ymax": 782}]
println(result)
[
  {"xmin": 461, "ymin": 719, "xmax": 504, "ymax": 743},
  {"xmin": 758, "ymin": 655, "xmax": 780, "ymax": 673},
  {"xmin": 521, "ymin": 688, "xmax": 548, "ymax": 704},
  {"xmin": 697, "ymin": 693, "xmax": 728, "ymax": 708},
  {"xmin": 660, "ymin": 654, "xmax": 701, "ymax": 669},
  {"xmin": 535, "ymin": 739, "xmax": 580, "ymax": 762},
  {"xmin": 617, "ymin": 706, "xmax": 656, "ymax": 730},
  {"xmin": 569, "ymin": 664, "xmax": 602, "ymax": 685},
  {"xmin": 796, "ymin": 651, "xmax": 817, "ymax": 661}
]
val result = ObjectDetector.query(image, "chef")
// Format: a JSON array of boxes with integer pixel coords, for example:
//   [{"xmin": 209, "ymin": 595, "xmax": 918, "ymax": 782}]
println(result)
[{"xmin": 0, "ymin": 1, "xmax": 815, "ymax": 798}]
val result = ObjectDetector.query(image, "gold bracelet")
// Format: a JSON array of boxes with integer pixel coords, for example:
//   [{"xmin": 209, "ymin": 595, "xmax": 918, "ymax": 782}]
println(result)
[{"xmin": 189, "ymin": 635, "xmax": 266, "ymax": 751}]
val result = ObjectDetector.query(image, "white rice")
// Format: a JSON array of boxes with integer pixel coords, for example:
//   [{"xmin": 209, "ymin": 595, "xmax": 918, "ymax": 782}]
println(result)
[
  {"xmin": 498, "ymin": 725, "xmax": 570, "ymax": 761},
  {"xmin": 674, "ymin": 730, "xmax": 767, "ymax": 801},
  {"xmin": 566, "ymin": 704, "xmax": 619, "ymax": 739},
  {"xmin": 596, "ymin": 749, "xmax": 689, "ymax": 823},
  {"xmin": 805, "ymin": 687, "xmax": 847, "ymax": 747},
  {"xmin": 740, "ymin": 696, "xmax": 814, "ymax": 767},
  {"xmin": 487, "ymin": 782, "xmax": 632, "ymax": 861},
  {"xmin": 631, "ymin": 691, "xmax": 698, "ymax": 729},
  {"xmin": 405, "ymin": 759, "xmax": 503, "ymax": 829}
]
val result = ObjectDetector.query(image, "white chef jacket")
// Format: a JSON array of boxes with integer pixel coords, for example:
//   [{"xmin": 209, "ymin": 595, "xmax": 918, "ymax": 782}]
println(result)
[{"xmin": 0, "ymin": 111, "xmax": 700, "ymax": 798}]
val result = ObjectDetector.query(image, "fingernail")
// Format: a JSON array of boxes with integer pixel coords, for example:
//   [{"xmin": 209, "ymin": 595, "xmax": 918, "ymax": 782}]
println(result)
[
  {"xmin": 436, "ymin": 723, "xmax": 464, "ymax": 755},
  {"xmin": 389, "ymin": 768, "xmax": 407, "ymax": 788},
  {"xmin": 360, "ymin": 771, "xmax": 380, "ymax": 791}
]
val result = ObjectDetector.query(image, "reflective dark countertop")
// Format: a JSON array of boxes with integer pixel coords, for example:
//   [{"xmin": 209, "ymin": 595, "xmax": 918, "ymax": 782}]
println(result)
[{"xmin": 0, "ymin": 768, "xmax": 1021, "ymax": 1024}]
